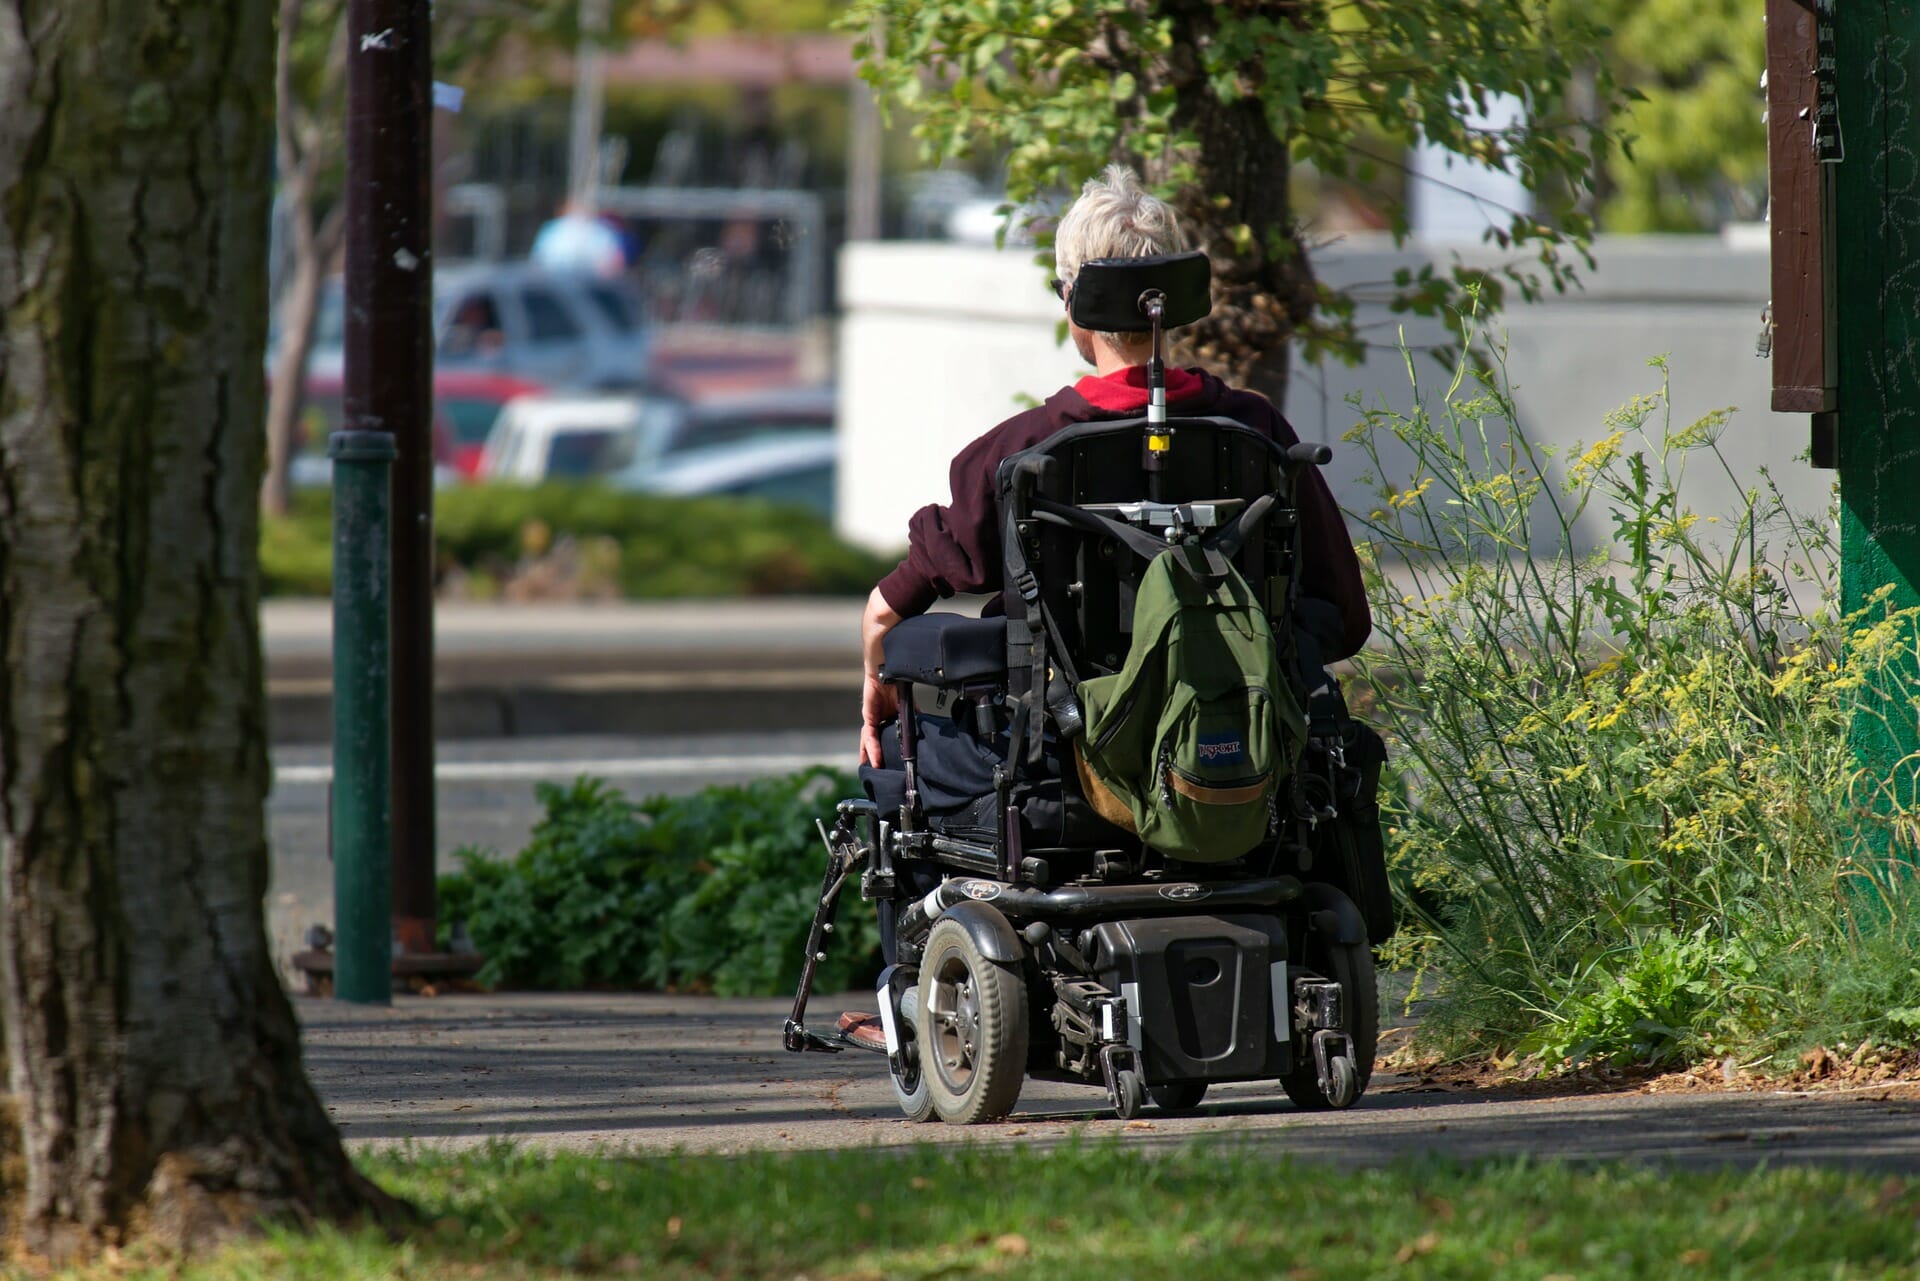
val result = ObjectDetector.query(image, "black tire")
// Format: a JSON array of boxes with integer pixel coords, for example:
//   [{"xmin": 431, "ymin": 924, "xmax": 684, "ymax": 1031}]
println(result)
[
  {"xmin": 1279, "ymin": 892, "xmax": 1378, "ymax": 1112},
  {"xmin": 885, "ymin": 971, "xmax": 937, "ymax": 1123},
  {"xmin": 889, "ymin": 1038, "xmax": 937, "ymax": 1122},
  {"xmin": 1112, "ymin": 1068, "xmax": 1147, "ymax": 1120},
  {"xmin": 917, "ymin": 918, "xmax": 1028, "ymax": 1124},
  {"xmin": 1147, "ymin": 1081, "xmax": 1208, "ymax": 1113}
]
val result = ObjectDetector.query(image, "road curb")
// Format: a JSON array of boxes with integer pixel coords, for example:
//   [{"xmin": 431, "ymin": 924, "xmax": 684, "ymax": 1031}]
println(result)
[{"xmin": 268, "ymin": 673, "xmax": 860, "ymax": 744}]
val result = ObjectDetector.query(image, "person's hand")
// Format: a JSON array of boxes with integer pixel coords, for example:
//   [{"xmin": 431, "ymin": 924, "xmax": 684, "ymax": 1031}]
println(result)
[{"xmin": 860, "ymin": 672, "xmax": 898, "ymax": 768}]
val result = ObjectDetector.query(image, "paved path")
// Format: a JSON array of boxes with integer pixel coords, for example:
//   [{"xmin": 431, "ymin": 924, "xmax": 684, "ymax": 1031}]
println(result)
[{"xmin": 298, "ymin": 991, "xmax": 1920, "ymax": 1169}]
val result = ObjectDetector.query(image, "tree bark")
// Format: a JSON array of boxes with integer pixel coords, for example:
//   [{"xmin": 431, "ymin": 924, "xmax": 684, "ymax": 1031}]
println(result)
[
  {"xmin": 1129, "ymin": 1, "xmax": 1316, "ymax": 407},
  {"xmin": 0, "ymin": 0, "xmax": 401, "ymax": 1257}
]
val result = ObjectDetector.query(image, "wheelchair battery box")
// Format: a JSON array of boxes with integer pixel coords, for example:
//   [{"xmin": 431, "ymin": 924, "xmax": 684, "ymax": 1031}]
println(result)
[{"xmin": 1084, "ymin": 913, "xmax": 1292, "ymax": 1085}]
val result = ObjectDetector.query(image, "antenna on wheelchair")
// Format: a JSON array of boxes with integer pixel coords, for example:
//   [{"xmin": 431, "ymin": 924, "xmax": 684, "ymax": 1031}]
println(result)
[{"xmin": 1140, "ymin": 288, "xmax": 1170, "ymax": 496}]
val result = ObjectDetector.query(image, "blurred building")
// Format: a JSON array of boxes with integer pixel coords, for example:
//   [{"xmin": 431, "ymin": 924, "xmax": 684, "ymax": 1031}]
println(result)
[{"xmin": 835, "ymin": 233, "xmax": 1818, "ymax": 564}]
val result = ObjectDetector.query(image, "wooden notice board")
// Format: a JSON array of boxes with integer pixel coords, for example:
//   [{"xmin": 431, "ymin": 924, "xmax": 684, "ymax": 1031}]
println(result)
[{"xmin": 1766, "ymin": 0, "xmax": 1839, "ymax": 418}]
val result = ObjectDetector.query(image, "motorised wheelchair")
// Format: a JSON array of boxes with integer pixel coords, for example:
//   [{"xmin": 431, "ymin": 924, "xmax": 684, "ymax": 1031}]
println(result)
[{"xmin": 783, "ymin": 251, "xmax": 1394, "ymax": 1124}]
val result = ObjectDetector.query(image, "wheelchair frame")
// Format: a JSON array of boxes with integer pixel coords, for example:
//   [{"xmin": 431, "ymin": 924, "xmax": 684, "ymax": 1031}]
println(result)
[{"xmin": 782, "ymin": 252, "xmax": 1389, "ymax": 1124}]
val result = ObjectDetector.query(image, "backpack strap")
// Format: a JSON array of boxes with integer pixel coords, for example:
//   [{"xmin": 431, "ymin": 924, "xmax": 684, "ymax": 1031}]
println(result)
[
  {"xmin": 1204, "ymin": 491, "xmax": 1277, "ymax": 560},
  {"xmin": 1032, "ymin": 497, "xmax": 1232, "ymax": 588},
  {"xmin": 1031, "ymin": 497, "xmax": 1167, "ymax": 562},
  {"xmin": 1002, "ymin": 506, "xmax": 1088, "ymax": 769}
]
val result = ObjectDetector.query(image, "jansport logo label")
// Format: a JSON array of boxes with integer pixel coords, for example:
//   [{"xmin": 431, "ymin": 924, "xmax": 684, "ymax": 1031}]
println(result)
[{"xmin": 1197, "ymin": 733, "xmax": 1245, "ymax": 765}]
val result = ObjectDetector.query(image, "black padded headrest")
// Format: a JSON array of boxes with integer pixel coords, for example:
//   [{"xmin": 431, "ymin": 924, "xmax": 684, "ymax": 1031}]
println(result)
[{"xmin": 1068, "ymin": 251, "xmax": 1212, "ymax": 332}]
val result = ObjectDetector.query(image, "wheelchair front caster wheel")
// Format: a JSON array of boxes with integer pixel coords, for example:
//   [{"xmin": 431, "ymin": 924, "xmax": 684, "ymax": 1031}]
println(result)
[
  {"xmin": 1147, "ymin": 1081, "xmax": 1207, "ymax": 1113},
  {"xmin": 889, "ymin": 1040, "xmax": 936, "ymax": 1123},
  {"xmin": 917, "ymin": 918, "xmax": 1028, "ymax": 1124},
  {"xmin": 1111, "ymin": 1068, "xmax": 1146, "ymax": 1120},
  {"xmin": 1325, "ymin": 1055, "xmax": 1359, "ymax": 1108},
  {"xmin": 1279, "ymin": 887, "xmax": 1378, "ymax": 1113}
]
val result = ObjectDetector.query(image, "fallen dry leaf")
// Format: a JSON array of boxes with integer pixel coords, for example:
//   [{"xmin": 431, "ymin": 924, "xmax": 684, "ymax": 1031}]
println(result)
[
  {"xmin": 996, "ymin": 1234, "xmax": 1031, "ymax": 1257},
  {"xmin": 1680, "ymin": 1247, "xmax": 1712, "ymax": 1266},
  {"xmin": 1394, "ymin": 1232, "xmax": 1441, "ymax": 1263},
  {"xmin": 665, "ymin": 1215, "xmax": 683, "ymax": 1240}
]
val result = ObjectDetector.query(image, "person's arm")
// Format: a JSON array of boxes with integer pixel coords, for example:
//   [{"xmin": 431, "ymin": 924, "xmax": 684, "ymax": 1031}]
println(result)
[
  {"xmin": 1250, "ymin": 398, "xmax": 1371, "ymax": 659},
  {"xmin": 859, "ymin": 586, "xmax": 903, "ymax": 767}
]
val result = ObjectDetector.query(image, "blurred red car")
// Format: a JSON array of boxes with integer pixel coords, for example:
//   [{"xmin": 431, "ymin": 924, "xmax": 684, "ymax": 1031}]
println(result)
[
  {"xmin": 289, "ymin": 371, "xmax": 543, "ymax": 485},
  {"xmin": 432, "ymin": 371, "xmax": 546, "ymax": 478}
]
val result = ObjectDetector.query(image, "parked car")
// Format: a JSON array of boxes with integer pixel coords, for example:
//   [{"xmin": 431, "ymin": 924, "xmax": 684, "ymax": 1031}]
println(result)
[
  {"xmin": 616, "ymin": 431, "xmax": 838, "ymax": 519},
  {"xmin": 477, "ymin": 383, "xmax": 834, "ymax": 488},
  {"xmin": 288, "ymin": 372, "xmax": 456, "ymax": 489},
  {"xmin": 433, "ymin": 370, "xmax": 546, "ymax": 479},
  {"xmin": 595, "ymin": 383, "xmax": 833, "ymax": 483},
  {"xmin": 299, "ymin": 263, "xmax": 651, "ymax": 389},
  {"xmin": 477, "ymin": 391, "xmax": 687, "ymax": 483},
  {"xmin": 673, "ymin": 384, "xmax": 835, "ymax": 450}
]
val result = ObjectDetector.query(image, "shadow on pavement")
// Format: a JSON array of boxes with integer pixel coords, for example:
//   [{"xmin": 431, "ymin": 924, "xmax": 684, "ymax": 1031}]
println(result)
[{"xmin": 298, "ymin": 992, "xmax": 1920, "ymax": 1168}]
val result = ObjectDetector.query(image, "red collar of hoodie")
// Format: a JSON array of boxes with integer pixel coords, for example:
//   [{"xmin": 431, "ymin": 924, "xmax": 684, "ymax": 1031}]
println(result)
[{"xmin": 1073, "ymin": 364, "xmax": 1206, "ymax": 413}]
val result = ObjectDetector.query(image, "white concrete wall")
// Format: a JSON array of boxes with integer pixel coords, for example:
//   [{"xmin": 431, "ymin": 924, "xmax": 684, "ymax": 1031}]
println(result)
[{"xmin": 836, "ymin": 234, "xmax": 1830, "ymax": 557}]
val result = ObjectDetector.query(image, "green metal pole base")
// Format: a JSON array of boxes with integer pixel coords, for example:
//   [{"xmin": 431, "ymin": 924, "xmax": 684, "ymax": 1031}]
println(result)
[{"xmin": 330, "ymin": 429, "xmax": 397, "ymax": 1003}]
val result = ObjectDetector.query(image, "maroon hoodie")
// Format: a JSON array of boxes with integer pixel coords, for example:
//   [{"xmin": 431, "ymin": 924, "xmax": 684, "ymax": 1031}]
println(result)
[{"xmin": 876, "ymin": 365, "xmax": 1372, "ymax": 661}]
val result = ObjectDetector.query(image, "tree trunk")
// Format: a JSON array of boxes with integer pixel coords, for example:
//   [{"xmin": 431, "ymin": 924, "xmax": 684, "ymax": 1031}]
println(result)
[
  {"xmin": 0, "ymin": 0, "xmax": 401, "ymax": 1257},
  {"xmin": 262, "ymin": 211, "xmax": 343, "ymax": 519},
  {"xmin": 264, "ymin": 258, "xmax": 322, "ymax": 519},
  {"xmin": 1131, "ymin": 1, "xmax": 1316, "ymax": 407}
]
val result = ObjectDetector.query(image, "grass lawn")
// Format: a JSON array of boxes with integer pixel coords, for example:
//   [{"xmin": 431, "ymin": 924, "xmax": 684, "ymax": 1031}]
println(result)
[{"xmin": 45, "ymin": 1141, "xmax": 1920, "ymax": 1279}]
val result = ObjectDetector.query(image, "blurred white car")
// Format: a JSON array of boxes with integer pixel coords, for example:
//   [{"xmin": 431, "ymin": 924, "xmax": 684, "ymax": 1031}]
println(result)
[
  {"xmin": 478, "ymin": 393, "xmax": 682, "ymax": 482},
  {"xmin": 616, "ymin": 432, "xmax": 837, "ymax": 518},
  {"xmin": 480, "ymin": 384, "xmax": 836, "ymax": 490}
]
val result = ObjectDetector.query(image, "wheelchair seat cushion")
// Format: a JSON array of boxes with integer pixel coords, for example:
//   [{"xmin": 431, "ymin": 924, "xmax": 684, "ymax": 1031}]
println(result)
[{"xmin": 879, "ymin": 614, "xmax": 1007, "ymax": 686}]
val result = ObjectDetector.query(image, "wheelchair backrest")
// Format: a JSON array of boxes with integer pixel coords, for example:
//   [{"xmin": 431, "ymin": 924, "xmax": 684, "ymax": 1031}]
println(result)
[{"xmin": 996, "ymin": 415, "xmax": 1301, "ymax": 684}]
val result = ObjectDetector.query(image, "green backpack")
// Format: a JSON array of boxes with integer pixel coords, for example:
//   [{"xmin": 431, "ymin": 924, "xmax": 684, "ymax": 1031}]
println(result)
[{"xmin": 1073, "ymin": 550, "xmax": 1307, "ymax": 862}]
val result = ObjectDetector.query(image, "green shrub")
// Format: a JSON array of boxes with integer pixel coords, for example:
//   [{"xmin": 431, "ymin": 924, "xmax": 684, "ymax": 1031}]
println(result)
[
  {"xmin": 437, "ymin": 768, "xmax": 883, "ymax": 996},
  {"xmin": 260, "ymin": 490, "xmax": 334, "ymax": 596},
  {"xmin": 1352, "ymin": 321, "xmax": 1920, "ymax": 1070},
  {"xmin": 260, "ymin": 484, "xmax": 895, "ymax": 598}
]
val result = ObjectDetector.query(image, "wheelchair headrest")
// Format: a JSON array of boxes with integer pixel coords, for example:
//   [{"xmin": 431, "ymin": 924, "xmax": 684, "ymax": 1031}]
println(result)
[{"xmin": 1068, "ymin": 251, "xmax": 1212, "ymax": 333}]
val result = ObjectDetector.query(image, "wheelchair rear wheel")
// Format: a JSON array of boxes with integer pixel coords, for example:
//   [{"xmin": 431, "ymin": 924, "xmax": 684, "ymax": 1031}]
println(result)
[
  {"xmin": 1279, "ymin": 899, "xmax": 1378, "ymax": 1112},
  {"xmin": 917, "ymin": 918, "xmax": 1028, "ymax": 1124}
]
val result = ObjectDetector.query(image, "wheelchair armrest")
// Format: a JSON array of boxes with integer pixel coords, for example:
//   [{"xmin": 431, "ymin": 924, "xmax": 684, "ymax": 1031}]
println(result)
[{"xmin": 879, "ymin": 614, "xmax": 1007, "ymax": 687}]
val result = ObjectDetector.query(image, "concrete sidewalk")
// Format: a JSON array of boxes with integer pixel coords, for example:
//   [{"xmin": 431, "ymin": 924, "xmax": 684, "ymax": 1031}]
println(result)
[{"xmin": 264, "ymin": 598, "xmax": 863, "ymax": 743}]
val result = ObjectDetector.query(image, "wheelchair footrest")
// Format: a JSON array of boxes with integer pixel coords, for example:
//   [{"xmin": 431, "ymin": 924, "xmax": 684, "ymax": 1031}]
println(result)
[{"xmin": 782, "ymin": 1018, "xmax": 889, "ymax": 1056}]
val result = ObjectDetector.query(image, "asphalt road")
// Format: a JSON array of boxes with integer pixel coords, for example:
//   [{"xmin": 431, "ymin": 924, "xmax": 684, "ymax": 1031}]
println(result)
[
  {"xmin": 267, "ymin": 728, "xmax": 852, "ymax": 973},
  {"xmin": 297, "ymin": 990, "xmax": 1920, "ymax": 1169}
]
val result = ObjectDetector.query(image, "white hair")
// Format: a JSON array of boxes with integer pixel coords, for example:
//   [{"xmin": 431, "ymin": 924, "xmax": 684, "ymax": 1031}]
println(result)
[{"xmin": 1053, "ymin": 165, "xmax": 1190, "ymax": 351}]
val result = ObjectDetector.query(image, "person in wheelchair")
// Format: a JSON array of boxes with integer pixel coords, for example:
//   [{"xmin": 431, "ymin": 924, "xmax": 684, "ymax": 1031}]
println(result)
[
  {"xmin": 787, "ymin": 165, "xmax": 1394, "ymax": 1125},
  {"xmin": 858, "ymin": 166, "xmax": 1368, "ymax": 773}
]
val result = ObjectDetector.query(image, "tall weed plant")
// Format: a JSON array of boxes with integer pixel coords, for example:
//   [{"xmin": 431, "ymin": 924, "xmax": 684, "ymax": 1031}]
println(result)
[{"xmin": 1349, "ymin": 321, "xmax": 1920, "ymax": 1070}]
